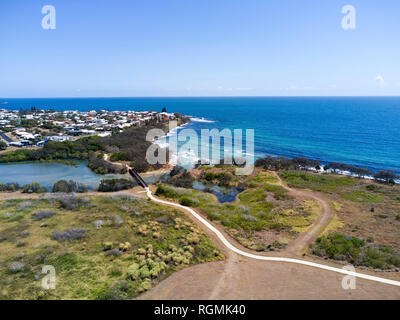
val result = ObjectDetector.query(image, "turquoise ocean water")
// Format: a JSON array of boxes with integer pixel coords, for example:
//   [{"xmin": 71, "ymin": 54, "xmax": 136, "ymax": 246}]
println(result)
[{"xmin": 2, "ymin": 97, "xmax": 400, "ymax": 173}]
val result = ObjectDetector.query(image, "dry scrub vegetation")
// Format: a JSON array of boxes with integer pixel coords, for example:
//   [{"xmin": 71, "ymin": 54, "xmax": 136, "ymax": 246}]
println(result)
[{"xmin": 0, "ymin": 194, "xmax": 222, "ymax": 299}]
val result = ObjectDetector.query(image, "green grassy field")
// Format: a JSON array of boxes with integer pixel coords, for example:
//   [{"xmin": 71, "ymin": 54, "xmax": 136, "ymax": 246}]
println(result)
[
  {"xmin": 279, "ymin": 171, "xmax": 356, "ymax": 193},
  {"xmin": 0, "ymin": 194, "xmax": 222, "ymax": 299}
]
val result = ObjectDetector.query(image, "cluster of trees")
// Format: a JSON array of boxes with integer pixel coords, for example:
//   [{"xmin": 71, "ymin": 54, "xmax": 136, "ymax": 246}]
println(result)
[
  {"xmin": 22, "ymin": 182, "xmax": 48, "ymax": 193},
  {"xmin": 100, "ymin": 122, "xmax": 170, "ymax": 172},
  {"xmin": 0, "ymin": 140, "xmax": 94, "ymax": 163},
  {"xmin": 168, "ymin": 170, "xmax": 194, "ymax": 188},
  {"xmin": 0, "ymin": 181, "xmax": 47, "ymax": 193},
  {"xmin": 323, "ymin": 162, "xmax": 372, "ymax": 177},
  {"xmin": 87, "ymin": 154, "xmax": 127, "ymax": 174},
  {"xmin": 0, "ymin": 180, "xmax": 89, "ymax": 193},
  {"xmin": 52, "ymin": 180, "xmax": 88, "ymax": 193},
  {"xmin": 255, "ymin": 155, "xmax": 399, "ymax": 184},
  {"xmin": 373, "ymin": 170, "xmax": 399, "ymax": 184},
  {"xmin": 255, "ymin": 156, "xmax": 321, "ymax": 171},
  {"xmin": 203, "ymin": 171, "xmax": 234, "ymax": 186},
  {"xmin": 98, "ymin": 178, "xmax": 136, "ymax": 192}
]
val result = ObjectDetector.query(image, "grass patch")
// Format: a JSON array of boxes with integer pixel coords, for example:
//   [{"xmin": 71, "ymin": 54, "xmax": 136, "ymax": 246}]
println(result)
[
  {"xmin": 340, "ymin": 191, "xmax": 383, "ymax": 203},
  {"xmin": 280, "ymin": 171, "xmax": 355, "ymax": 193}
]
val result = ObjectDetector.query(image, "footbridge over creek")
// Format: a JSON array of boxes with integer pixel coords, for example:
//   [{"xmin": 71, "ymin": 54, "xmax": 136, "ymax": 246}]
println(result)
[{"xmin": 128, "ymin": 167, "xmax": 148, "ymax": 189}]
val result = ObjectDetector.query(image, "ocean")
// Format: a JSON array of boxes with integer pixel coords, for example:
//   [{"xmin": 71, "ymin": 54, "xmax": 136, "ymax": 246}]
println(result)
[{"xmin": 2, "ymin": 97, "xmax": 400, "ymax": 173}]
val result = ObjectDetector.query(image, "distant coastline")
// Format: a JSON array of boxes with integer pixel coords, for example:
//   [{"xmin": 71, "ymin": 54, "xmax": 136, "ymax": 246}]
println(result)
[{"xmin": 2, "ymin": 97, "xmax": 400, "ymax": 174}]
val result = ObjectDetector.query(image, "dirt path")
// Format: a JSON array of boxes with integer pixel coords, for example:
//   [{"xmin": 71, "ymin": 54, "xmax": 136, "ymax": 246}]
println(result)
[{"xmin": 273, "ymin": 172, "xmax": 334, "ymax": 256}]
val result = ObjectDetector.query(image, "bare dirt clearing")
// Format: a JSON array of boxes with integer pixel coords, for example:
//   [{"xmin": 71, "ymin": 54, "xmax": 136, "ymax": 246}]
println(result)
[{"xmin": 139, "ymin": 253, "xmax": 400, "ymax": 300}]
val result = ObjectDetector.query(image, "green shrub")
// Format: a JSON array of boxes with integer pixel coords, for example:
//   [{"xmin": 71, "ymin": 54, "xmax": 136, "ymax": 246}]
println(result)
[
  {"xmin": 0, "ymin": 140, "xmax": 7, "ymax": 151},
  {"xmin": 216, "ymin": 172, "xmax": 233, "ymax": 186},
  {"xmin": 168, "ymin": 171, "xmax": 194, "ymax": 188},
  {"xmin": 310, "ymin": 233, "xmax": 400, "ymax": 269},
  {"xmin": 204, "ymin": 172, "xmax": 215, "ymax": 181},
  {"xmin": 98, "ymin": 179, "xmax": 135, "ymax": 192},
  {"xmin": 52, "ymin": 180, "xmax": 87, "ymax": 193},
  {"xmin": 155, "ymin": 185, "xmax": 179, "ymax": 198},
  {"xmin": 180, "ymin": 197, "xmax": 194, "ymax": 207}
]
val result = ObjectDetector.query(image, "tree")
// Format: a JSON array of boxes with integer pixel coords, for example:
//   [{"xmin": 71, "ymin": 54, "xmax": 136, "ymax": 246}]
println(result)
[
  {"xmin": 0, "ymin": 140, "xmax": 7, "ymax": 151},
  {"xmin": 352, "ymin": 167, "xmax": 373, "ymax": 178},
  {"xmin": 373, "ymin": 170, "xmax": 399, "ymax": 184},
  {"xmin": 170, "ymin": 165, "xmax": 184, "ymax": 177},
  {"xmin": 161, "ymin": 107, "xmax": 167, "ymax": 113},
  {"xmin": 217, "ymin": 172, "xmax": 233, "ymax": 186},
  {"xmin": 292, "ymin": 157, "xmax": 320, "ymax": 170},
  {"xmin": 52, "ymin": 180, "xmax": 77, "ymax": 193}
]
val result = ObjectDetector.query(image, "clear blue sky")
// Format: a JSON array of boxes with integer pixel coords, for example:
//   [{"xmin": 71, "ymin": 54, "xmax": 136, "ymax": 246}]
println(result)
[{"xmin": 0, "ymin": 0, "xmax": 399, "ymax": 97}]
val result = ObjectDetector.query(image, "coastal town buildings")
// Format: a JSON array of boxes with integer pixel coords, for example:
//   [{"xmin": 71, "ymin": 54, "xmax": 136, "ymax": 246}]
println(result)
[{"xmin": 0, "ymin": 108, "xmax": 175, "ymax": 149}]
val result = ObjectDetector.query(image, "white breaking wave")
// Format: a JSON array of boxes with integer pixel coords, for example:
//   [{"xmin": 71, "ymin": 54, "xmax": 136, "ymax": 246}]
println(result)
[{"xmin": 190, "ymin": 117, "xmax": 215, "ymax": 123}]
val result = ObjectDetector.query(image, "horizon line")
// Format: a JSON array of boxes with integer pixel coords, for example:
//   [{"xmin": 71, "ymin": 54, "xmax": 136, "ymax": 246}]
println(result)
[{"xmin": 2, "ymin": 95, "xmax": 400, "ymax": 100}]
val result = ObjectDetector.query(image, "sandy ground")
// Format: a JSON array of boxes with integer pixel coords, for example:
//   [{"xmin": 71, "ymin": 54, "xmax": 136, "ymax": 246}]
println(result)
[{"xmin": 139, "ymin": 252, "xmax": 400, "ymax": 300}]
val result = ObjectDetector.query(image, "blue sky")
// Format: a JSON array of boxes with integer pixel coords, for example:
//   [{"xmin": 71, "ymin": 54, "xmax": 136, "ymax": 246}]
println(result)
[{"xmin": 0, "ymin": 0, "xmax": 399, "ymax": 97}]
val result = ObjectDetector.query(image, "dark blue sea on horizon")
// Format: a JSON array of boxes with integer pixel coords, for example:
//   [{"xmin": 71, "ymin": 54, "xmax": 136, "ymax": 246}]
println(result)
[{"xmin": 2, "ymin": 97, "xmax": 400, "ymax": 173}]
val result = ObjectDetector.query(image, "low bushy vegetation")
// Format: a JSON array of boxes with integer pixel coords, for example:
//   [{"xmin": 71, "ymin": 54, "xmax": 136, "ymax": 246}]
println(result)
[
  {"xmin": 0, "ymin": 182, "xmax": 47, "ymax": 193},
  {"xmin": 98, "ymin": 179, "xmax": 136, "ymax": 192},
  {"xmin": 58, "ymin": 195, "xmax": 91, "ymax": 210},
  {"xmin": 0, "ymin": 195, "xmax": 221, "ymax": 299},
  {"xmin": 167, "ymin": 171, "xmax": 194, "ymax": 188},
  {"xmin": 256, "ymin": 155, "xmax": 400, "ymax": 185},
  {"xmin": 52, "ymin": 180, "xmax": 87, "ymax": 193},
  {"xmin": 311, "ymin": 234, "xmax": 400, "ymax": 269},
  {"xmin": 199, "ymin": 170, "xmax": 234, "ymax": 186},
  {"xmin": 31, "ymin": 210, "xmax": 56, "ymax": 220},
  {"xmin": 88, "ymin": 155, "xmax": 127, "ymax": 174}
]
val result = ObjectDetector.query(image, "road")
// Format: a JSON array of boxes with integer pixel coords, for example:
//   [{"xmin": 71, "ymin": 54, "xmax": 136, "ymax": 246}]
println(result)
[{"xmin": 0, "ymin": 131, "xmax": 13, "ymax": 143}]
